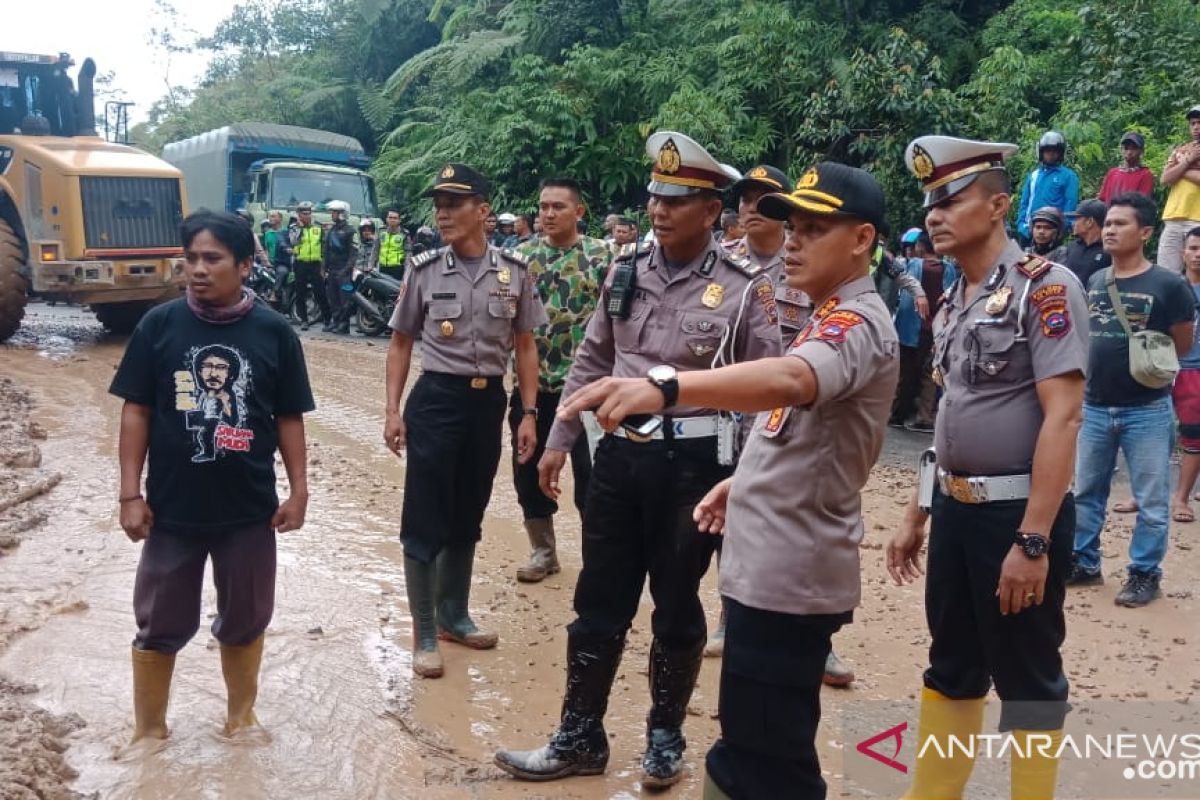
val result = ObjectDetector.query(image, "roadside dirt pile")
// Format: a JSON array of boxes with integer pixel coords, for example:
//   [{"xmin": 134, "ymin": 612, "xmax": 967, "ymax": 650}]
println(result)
[{"xmin": 0, "ymin": 375, "xmax": 82, "ymax": 800}]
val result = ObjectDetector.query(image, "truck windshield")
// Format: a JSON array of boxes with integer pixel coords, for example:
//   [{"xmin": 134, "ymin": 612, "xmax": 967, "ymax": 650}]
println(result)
[{"xmin": 270, "ymin": 168, "xmax": 376, "ymax": 216}]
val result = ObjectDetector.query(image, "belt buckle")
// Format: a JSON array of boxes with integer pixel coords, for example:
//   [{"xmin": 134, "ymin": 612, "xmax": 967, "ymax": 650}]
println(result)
[
  {"xmin": 470, "ymin": 377, "xmax": 488, "ymax": 390},
  {"xmin": 945, "ymin": 475, "xmax": 976, "ymax": 504}
]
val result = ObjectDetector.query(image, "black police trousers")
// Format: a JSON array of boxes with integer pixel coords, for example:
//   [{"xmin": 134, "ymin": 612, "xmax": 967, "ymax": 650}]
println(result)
[
  {"xmin": 400, "ymin": 372, "xmax": 506, "ymax": 563},
  {"xmin": 507, "ymin": 389, "xmax": 592, "ymax": 519},
  {"xmin": 705, "ymin": 599, "xmax": 848, "ymax": 800},
  {"xmin": 293, "ymin": 260, "xmax": 330, "ymax": 323},
  {"xmin": 924, "ymin": 489, "xmax": 1074, "ymax": 730},
  {"xmin": 568, "ymin": 434, "xmax": 731, "ymax": 648}
]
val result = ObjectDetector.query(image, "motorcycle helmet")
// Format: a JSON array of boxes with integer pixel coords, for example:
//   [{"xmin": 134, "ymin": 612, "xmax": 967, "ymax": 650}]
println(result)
[
  {"xmin": 327, "ymin": 200, "xmax": 350, "ymax": 214},
  {"xmin": 900, "ymin": 227, "xmax": 922, "ymax": 246},
  {"xmin": 234, "ymin": 208, "xmax": 254, "ymax": 224},
  {"xmin": 1038, "ymin": 131, "xmax": 1066, "ymax": 160},
  {"xmin": 1030, "ymin": 206, "xmax": 1063, "ymax": 230},
  {"xmin": 359, "ymin": 218, "xmax": 377, "ymax": 232}
]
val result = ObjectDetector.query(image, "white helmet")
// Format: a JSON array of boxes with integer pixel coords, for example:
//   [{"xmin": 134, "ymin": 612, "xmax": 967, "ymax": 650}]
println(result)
[{"xmin": 327, "ymin": 200, "xmax": 350, "ymax": 213}]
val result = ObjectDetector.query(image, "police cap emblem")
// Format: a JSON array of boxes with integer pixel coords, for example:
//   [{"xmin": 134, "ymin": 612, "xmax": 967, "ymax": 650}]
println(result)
[{"xmin": 655, "ymin": 138, "xmax": 682, "ymax": 175}]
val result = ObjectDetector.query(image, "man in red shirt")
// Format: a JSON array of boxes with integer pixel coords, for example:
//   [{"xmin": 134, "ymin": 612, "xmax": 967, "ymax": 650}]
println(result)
[{"xmin": 1099, "ymin": 132, "xmax": 1154, "ymax": 202}]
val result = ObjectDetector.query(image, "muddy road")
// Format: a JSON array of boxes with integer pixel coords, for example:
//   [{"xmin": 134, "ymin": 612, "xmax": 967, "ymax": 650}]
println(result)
[{"xmin": 1, "ymin": 303, "xmax": 1197, "ymax": 799}]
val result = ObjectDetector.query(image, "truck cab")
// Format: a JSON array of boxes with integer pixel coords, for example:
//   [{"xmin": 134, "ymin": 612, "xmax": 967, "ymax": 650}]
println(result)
[{"xmin": 247, "ymin": 160, "xmax": 377, "ymax": 229}]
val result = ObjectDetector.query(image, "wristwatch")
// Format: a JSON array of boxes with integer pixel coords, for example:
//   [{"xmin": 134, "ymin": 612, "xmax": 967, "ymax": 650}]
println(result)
[
  {"xmin": 647, "ymin": 365, "xmax": 679, "ymax": 409},
  {"xmin": 522, "ymin": 408, "xmax": 538, "ymax": 418},
  {"xmin": 1014, "ymin": 531, "xmax": 1050, "ymax": 559}
]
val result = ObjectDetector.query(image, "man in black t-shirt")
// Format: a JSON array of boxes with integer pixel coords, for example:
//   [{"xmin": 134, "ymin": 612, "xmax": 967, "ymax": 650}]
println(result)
[
  {"xmin": 1060, "ymin": 199, "xmax": 1111, "ymax": 288},
  {"xmin": 1070, "ymin": 193, "xmax": 1196, "ymax": 608},
  {"xmin": 110, "ymin": 210, "xmax": 315, "ymax": 752}
]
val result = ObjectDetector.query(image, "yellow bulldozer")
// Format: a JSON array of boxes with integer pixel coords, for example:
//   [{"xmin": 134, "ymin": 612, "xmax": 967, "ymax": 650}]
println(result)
[{"xmin": 0, "ymin": 51, "xmax": 187, "ymax": 340}]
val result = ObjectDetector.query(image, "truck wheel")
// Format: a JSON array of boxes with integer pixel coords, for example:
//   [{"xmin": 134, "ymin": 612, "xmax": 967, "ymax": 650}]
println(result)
[
  {"xmin": 94, "ymin": 301, "xmax": 152, "ymax": 334},
  {"xmin": 0, "ymin": 218, "xmax": 29, "ymax": 342}
]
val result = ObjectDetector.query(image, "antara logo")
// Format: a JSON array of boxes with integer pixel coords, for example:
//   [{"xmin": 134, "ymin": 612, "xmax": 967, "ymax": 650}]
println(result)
[{"xmin": 857, "ymin": 722, "xmax": 909, "ymax": 774}]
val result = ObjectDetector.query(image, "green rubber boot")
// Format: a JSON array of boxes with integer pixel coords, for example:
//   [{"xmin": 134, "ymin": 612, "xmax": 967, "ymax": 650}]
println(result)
[
  {"xmin": 435, "ymin": 543, "xmax": 498, "ymax": 649},
  {"xmin": 405, "ymin": 555, "xmax": 444, "ymax": 677}
]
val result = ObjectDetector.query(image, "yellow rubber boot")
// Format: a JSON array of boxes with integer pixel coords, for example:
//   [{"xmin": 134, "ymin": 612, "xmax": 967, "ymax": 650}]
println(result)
[
  {"xmin": 1010, "ymin": 729, "xmax": 1063, "ymax": 800},
  {"xmin": 220, "ymin": 634, "xmax": 264, "ymax": 734},
  {"xmin": 131, "ymin": 647, "xmax": 176, "ymax": 743},
  {"xmin": 901, "ymin": 687, "xmax": 986, "ymax": 799}
]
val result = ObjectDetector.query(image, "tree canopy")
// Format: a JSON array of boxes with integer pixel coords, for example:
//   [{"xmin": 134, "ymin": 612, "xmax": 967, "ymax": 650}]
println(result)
[{"xmin": 129, "ymin": 0, "xmax": 1200, "ymax": 232}]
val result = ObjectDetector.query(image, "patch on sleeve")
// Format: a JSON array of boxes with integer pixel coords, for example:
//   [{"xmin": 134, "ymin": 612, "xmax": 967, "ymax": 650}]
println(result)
[
  {"xmin": 761, "ymin": 406, "xmax": 790, "ymax": 439},
  {"xmin": 1038, "ymin": 300, "xmax": 1071, "ymax": 338},
  {"xmin": 814, "ymin": 310, "xmax": 864, "ymax": 343},
  {"xmin": 754, "ymin": 282, "xmax": 778, "ymax": 326},
  {"xmin": 1030, "ymin": 283, "xmax": 1066, "ymax": 307}
]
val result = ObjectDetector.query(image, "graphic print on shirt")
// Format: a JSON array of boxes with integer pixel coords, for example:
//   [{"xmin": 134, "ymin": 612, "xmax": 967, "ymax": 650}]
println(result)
[
  {"xmin": 1089, "ymin": 290, "xmax": 1154, "ymax": 338},
  {"xmin": 173, "ymin": 344, "xmax": 254, "ymax": 463}
]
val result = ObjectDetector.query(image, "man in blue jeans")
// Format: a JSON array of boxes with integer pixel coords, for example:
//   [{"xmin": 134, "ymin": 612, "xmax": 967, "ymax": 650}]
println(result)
[{"xmin": 1070, "ymin": 192, "xmax": 1196, "ymax": 607}]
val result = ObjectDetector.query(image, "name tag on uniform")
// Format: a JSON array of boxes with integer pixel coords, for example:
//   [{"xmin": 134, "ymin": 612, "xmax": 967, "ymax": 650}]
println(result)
[{"xmin": 432, "ymin": 292, "xmax": 457, "ymax": 299}]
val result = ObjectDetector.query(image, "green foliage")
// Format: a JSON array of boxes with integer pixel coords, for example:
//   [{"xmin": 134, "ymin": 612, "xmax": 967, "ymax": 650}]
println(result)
[{"xmin": 134, "ymin": 0, "xmax": 1200, "ymax": 231}]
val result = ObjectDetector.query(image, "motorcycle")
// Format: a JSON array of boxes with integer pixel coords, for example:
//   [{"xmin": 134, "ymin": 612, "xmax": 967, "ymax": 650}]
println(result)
[
  {"xmin": 351, "ymin": 265, "xmax": 403, "ymax": 336},
  {"xmin": 246, "ymin": 259, "xmax": 280, "ymax": 307}
]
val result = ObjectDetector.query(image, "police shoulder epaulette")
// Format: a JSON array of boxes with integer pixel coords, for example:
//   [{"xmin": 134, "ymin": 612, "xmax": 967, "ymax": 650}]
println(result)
[
  {"xmin": 499, "ymin": 248, "xmax": 531, "ymax": 267},
  {"xmin": 1016, "ymin": 253, "xmax": 1052, "ymax": 281},
  {"xmin": 721, "ymin": 251, "xmax": 762, "ymax": 277},
  {"xmin": 409, "ymin": 246, "xmax": 446, "ymax": 270},
  {"xmin": 615, "ymin": 242, "xmax": 651, "ymax": 261}
]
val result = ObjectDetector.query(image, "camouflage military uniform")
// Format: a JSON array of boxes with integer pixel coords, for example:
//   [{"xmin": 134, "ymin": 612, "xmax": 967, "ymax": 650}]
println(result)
[{"xmin": 508, "ymin": 235, "xmax": 612, "ymax": 525}]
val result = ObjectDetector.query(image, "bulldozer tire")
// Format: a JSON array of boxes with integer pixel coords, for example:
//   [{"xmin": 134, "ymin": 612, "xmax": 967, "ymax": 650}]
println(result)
[
  {"xmin": 94, "ymin": 301, "xmax": 152, "ymax": 335},
  {"xmin": 0, "ymin": 218, "xmax": 29, "ymax": 342}
]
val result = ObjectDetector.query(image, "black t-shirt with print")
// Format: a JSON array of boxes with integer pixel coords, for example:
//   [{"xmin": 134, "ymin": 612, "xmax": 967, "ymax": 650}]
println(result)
[
  {"xmin": 1085, "ymin": 265, "xmax": 1196, "ymax": 407},
  {"xmin": 109, "ymin": 298, "xmax": 316, "ymax": 533}
]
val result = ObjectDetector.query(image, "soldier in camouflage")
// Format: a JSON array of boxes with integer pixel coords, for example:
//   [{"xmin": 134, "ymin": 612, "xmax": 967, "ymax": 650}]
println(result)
[{"xmin": 510, "ymin": 177, "xmax": 614, "ymax": 583}]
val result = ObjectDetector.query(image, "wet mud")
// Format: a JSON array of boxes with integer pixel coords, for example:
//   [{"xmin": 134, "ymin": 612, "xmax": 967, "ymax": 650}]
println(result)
[{"xmin": 0, "ymin": 302, "xmax": 1196, "ymax": 799}]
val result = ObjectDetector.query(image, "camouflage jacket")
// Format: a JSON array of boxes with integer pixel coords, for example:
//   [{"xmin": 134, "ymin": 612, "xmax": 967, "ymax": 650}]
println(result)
[{"xmin": 517, "ymin": 235, "xmax": 613, "ymax": 392}]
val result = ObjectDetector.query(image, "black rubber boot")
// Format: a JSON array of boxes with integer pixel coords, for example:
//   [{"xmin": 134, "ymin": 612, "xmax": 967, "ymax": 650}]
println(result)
[
  {"xmin": 642, "ymin": 638, "xmax": 704, "ymax": 789},
  {"xmin": 494, "ymin": 631, "xmax": 624, "ymax": 781}
]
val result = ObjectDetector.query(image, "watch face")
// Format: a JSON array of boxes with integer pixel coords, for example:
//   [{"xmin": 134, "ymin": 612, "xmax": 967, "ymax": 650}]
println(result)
[
  {"xmin": 1020, "ymin": 534, "xmax": 1049, "ymax": 558},
  {"xmin": 648, "ymin": 365, "xmax": 676, "ymax": 383}
]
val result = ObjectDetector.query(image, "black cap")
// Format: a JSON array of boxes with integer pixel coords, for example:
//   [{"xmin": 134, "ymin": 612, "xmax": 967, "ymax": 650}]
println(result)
[
  {"xmin": 757, "ymin": 162, "xmax": 886, "ymax": 230},
  {"xmin": 422, "ymin": 163, "xmax": 491, "ymax": 198},
  {"xmin": 731, "ymin": 165, "xmax": 792, "ymax": 198},
  {"xmin": 1120, "ymin": 131, "xmax": 1145, "ymax": 148},
  {"xmin": 1066, "ymin": 198, "xmax": 1107, "ymax": 225},
  {"xmin": 1187, "ymin": 105, "xmax": 1200, "ymax": 121}
]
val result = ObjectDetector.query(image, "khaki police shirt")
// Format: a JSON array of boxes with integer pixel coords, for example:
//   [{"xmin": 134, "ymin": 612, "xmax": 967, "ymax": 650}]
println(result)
[
  {"xmin": 933, "ymin": 240, "xmax": 1089, "ymax": 475},
  {"xmin": 721, "ymin": 276, "xmax": 899, "ymax": 616},
  {"xmin": 546, "ymin": 237, "xmax": 782, "ymax": 451},
  {"xmin": 735, "ymin": 239, "xmax": 814, "ymax": 345},
  {"xmin": 388, "ymin": 245, "xmax": 548, "ymax": 377}
]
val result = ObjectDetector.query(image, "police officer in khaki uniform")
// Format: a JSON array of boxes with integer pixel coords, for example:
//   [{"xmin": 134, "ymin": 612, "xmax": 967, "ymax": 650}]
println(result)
[
  {"xmin": 887, "ymin": 136, "xmax": 1089, "ymax": 800},
  {"xmin": 705, "ymin": 164, "xmax": 857, "ymax": 685},
  {"xmin": 550, "ymin": 162, "xmax": 900, "ymax": 799},
  {"xmin": 384, "ymin": 163, "xmax": 547, "ymax": 679},
  {"xmin": 494, "ymin": 132, "xmax": 781, "ymax": 788}
]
